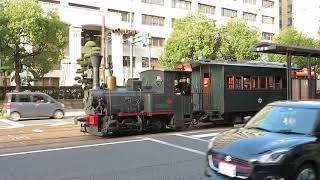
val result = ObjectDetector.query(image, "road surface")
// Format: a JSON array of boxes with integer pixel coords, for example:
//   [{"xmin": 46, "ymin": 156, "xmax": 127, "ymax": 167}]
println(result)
[{"xmin": 0, "ymin": 125, "xmax": 230, "ymax": 180}]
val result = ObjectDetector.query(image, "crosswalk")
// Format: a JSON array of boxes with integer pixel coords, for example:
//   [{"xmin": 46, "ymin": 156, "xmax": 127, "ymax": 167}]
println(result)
[{"xmin": 172, "ymin": 129, "xmax": 226, "ymax": 142}]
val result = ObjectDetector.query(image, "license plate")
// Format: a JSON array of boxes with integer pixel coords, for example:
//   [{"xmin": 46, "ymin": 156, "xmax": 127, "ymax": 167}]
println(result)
[{"xmin": 218, "ymin": 162, "xmax": 236, "ymax": 177}]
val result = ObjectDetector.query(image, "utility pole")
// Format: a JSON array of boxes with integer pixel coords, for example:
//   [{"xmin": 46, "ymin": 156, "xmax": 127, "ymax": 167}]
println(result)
[
  {"xmin": 129, "ymin": 0, "xmax": 133, "ymax": 79},
  {"xmin": 101, "ymin": 15, "xmax": 106, "ymax": 83},
  {"xmin": 148, "ymin": 45, "xmax": 151, "ymax": 70}
]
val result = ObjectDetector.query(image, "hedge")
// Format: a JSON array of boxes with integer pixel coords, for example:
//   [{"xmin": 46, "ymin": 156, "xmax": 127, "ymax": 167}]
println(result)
[{"xmin": 0, "ymin": 86, "xmax": 84, "ymax": 100}]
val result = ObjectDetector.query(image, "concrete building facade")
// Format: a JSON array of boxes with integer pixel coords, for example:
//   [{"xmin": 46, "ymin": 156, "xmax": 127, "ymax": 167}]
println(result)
[
  {"xmin": 280, "ymin": 0, "xmax": 320, "ymax": 38},
  {"xmin": 37, "ymin": 0, "xmax": 279, "ymax": 86}
]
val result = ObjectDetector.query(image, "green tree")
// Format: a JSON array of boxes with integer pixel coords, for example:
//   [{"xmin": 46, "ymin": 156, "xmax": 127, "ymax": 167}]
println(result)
[
  {"xmin": 75, "ymin": 41, "xmax": 100, "ymax": 89},
  {"xmin": 160, "ymin": 14, "xmax": 222, "ymax": 69},
  {"xmin": 219, "ymin": 18, "xmax": 260, "ymax": 60},
  {"xmin": 271, "ymin": 28, "xmax": 318, "ymax": 68},
  {"xmin": 0, "ymin": 0, "xmax": 68, "ymax": 91}
]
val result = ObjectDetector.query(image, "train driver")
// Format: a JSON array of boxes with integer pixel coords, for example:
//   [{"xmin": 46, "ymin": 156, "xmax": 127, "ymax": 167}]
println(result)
[{"xmin": 175, "ymin": 76, "xmax": 191, "ymax": 95}]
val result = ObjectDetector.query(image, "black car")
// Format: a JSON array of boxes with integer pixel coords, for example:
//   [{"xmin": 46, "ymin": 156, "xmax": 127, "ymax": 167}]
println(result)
[{"xmin": 206, "ymin": 101, "xmax": 320, "ymax": 180}]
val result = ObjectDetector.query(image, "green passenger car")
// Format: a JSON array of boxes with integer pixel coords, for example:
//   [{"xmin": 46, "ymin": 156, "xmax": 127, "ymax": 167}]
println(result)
[{"xmin": 191, "ymin": 60, "xmax": 287, "ymax": 124}]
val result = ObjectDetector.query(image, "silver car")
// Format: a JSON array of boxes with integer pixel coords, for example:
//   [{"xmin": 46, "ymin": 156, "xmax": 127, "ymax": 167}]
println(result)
[{"xmin": 3, "ymin": 92, "xmax": 65, "ymax": 121}]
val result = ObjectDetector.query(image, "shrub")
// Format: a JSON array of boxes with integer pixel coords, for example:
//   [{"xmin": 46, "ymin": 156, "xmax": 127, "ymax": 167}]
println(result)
[{"xmin": 0, "ymin": 86, "xmax": 84, "ymax": 100}]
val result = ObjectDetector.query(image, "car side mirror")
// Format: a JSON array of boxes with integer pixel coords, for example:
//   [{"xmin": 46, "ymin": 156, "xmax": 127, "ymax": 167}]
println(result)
[{"xmin": 243, "ymin": 116, "xmax": 251, "ymax": 123}]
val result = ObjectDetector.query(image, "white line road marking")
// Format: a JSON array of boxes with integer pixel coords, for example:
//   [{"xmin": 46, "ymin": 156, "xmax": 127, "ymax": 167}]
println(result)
[
  {"xmin": 174, "ymin": 128, "xmax": 228, "ymax": 135},
  {"xmin": 173, "ymin": 134, "xmax": 209, "ymax": 142},
  {"xmin": 146, "ymin": 138, "xmax": 206, "ymax": 156},
  {"xmin": 1, "ymin": 119, "xmax": 25, "ymax": 128},
  {"xmin": 47, "ymin": 121, "xmax": 72, "ymax": 126},
  {"xmin": 0, "ymin": 138, "xmax": 147, "ymax": 158},
  {"xmin": 32, "ymin": 129, "xmax": 44, "ymax": 133},
  {"xmin": 191, "ymin": 132, "xmax": 219, "ymax": 138}
]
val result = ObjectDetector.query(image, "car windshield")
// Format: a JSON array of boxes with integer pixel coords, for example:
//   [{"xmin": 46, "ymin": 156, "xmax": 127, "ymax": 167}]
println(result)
[{"xmin": 245, "ymin": 105, "xmax": 319, "ymax": 135}]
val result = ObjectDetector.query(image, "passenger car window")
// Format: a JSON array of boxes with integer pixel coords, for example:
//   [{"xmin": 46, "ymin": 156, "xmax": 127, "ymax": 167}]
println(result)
[
  {"xmin": 32, "ymin": 95, "xmax": 47, "ymax": 103},
  {"xmin": 18, "ymin": 94, "xmax": 31, "ymax": 102}
]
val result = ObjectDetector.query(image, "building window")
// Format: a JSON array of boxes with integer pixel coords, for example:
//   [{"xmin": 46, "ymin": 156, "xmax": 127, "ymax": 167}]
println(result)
[
  {"xmin": 287, "ymin": 4, "xmax": 292, "ymax": 13},
  {"xmin": 108, "ymin": 9, "xmax": 134, "ymax": 23},
  {"xmin": 141, "ymin": 0, "xmax": 164, "ymax": 6},
  {"xmin": 150, "ymin": 37, "xmax": 165, "ymax": 47},
  {"xmin": 81, "ymin": 29, "xmax": 101, "ymax": 47},
  {"xmin": 243, "ymin": 12, "xmax": 257, "ymax": 21},
  {"xmin": 68, "ymin": 3, "xmax": 100, "ymax": 10},
  {"xmin": 222, "ymin": 8, "xmax": 237, "ymax": 18},
  {"xmin": 198, "ymin": 3, "xmax": 215, "ymax": 14},
  {"xmin": 142, "ymin": 57, "xmax": 159, "ymax": 68},
  {"xmin": 172, "ymin": 0, "xmax": 191, "ymax": 10},
  {"xmin": 123, "ymin": 56, "xmax": 136, "ymax": 67},
  {"xmin": 226, "ymin": 76, "xmax": 234, "ymax": 89},
  {"xmin": 262, "ymin": 15, "xmax": 274, "ymax": 24},
  {"xmin": 262, "ymin": 0, "xmax": 274, "ymax": 8},
  {"xmin": 172, "ymin": 18, "xmax": 176, "ymax": 28},
  {"xmin": 243, "ymin": 0, "xmax": 256, "ymax": 5},
  {"xmin": 123, "ymin": 34, "xmax": 130, "ymax": 45},
  {"xmin": 288, "ymin": 17, "xmax": 292, "ymax": 26},
  {"xmin": 142, "ymin": 14, "xmax": 165, "ymax": 26},
  {"xmin": 262, "ymin": 32, "xmax": 274, "ymax": 41}
]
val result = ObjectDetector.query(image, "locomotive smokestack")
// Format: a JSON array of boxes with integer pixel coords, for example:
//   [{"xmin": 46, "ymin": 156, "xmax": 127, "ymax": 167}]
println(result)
[{"xmin": 91, "ymin": 53, "xmax": 102, "ymax": 89}]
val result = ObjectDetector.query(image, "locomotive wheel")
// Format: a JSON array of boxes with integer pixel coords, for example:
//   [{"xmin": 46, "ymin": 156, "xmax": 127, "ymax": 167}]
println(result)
[{"xmin": 137, "ymin": 116, "xmax": 144, "ymax": 134}]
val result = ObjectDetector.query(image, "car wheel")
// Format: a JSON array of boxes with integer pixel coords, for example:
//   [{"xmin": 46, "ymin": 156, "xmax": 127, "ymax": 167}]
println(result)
[
  {"xmin": 296, "ymin": 164, "xmax": 317, "ymax": 180},
  {"xmin": 53, "ymin": 110, "xmax": 64, "ymax": 119},
  {"xmin": 10, "ymin": 112, "xmax": 21, "ymax": 121}
]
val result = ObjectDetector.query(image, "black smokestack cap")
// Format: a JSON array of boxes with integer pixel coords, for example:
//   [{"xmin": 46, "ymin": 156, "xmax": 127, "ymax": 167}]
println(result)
[{"xmin": 91, "ymin": 53, "xmax": 102, "ymax": 90}]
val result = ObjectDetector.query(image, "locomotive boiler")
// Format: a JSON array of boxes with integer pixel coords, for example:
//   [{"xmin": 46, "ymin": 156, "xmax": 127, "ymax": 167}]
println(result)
[{"xmin": 75, "ymin": 53, "xmax": 192, "ymax": 136}]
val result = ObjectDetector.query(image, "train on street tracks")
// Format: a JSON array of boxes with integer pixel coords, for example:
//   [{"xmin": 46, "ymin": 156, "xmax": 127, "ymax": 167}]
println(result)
[{"xmin": 75, "ymin": 54, "xmax": 318, "ymax": 136}]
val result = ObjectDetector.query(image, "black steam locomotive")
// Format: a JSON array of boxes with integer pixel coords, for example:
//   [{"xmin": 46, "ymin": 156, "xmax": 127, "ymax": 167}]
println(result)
[
  {"xmin": 75, "ymin": 54, "xmax": 192, "ymax": 136},
  {"xmin": 75, "ymin": 54, "xmax": 299, "ymax": 136}
]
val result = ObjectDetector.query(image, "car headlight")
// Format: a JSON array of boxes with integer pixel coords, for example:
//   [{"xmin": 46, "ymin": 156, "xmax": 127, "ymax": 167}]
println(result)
[
  {"xmin": 257, "ymin": 149, "xmax": 290, "ymax": 164},
  {"xmin": 208, "ymin": 136, "xmax": 217, "ymax": 149}
]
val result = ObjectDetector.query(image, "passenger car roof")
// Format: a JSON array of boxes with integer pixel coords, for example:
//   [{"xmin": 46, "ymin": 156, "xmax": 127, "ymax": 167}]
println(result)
[{"xmin": 192, "ymin": 59, "xmax": 300, "ymax": 69}]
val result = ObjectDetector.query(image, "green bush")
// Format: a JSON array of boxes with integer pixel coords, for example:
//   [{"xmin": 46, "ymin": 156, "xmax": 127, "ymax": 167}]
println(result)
[
  {"xmin": 0, "ymin": 104, "xmax": 3, "ymax": 118},
  {"xmin": 0, "ymin": 86, "xmax": 84, "ymax": 100}
]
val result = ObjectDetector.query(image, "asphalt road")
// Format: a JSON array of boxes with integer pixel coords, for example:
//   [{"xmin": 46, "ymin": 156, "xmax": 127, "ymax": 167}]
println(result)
[{"xmin": 0, "ymin": 128, "xmax": 227, "ymax": 180}]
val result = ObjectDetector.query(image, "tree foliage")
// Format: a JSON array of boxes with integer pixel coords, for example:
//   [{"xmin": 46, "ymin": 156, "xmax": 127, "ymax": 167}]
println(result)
[
  {"xmin": 160, "ymin": 15, "xmax": 261, "ymax": 68},
  {"xmin": 271, "ymin": 28, "xmax": 319, "ymax": 68},
  {"xmin": 219, "ymin": 18, "xmax": 260, "ymax": 60},
  {"xmin": 0, "ymin": 0, "xmax": 68, "ymax": 91},
  {"xmin": 75, "ymin": 41, "xmax": 101, "ymax": 89},
  {"xmin": 160, "ymin": 14, "xmax": 221, "ymax": 69}
]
